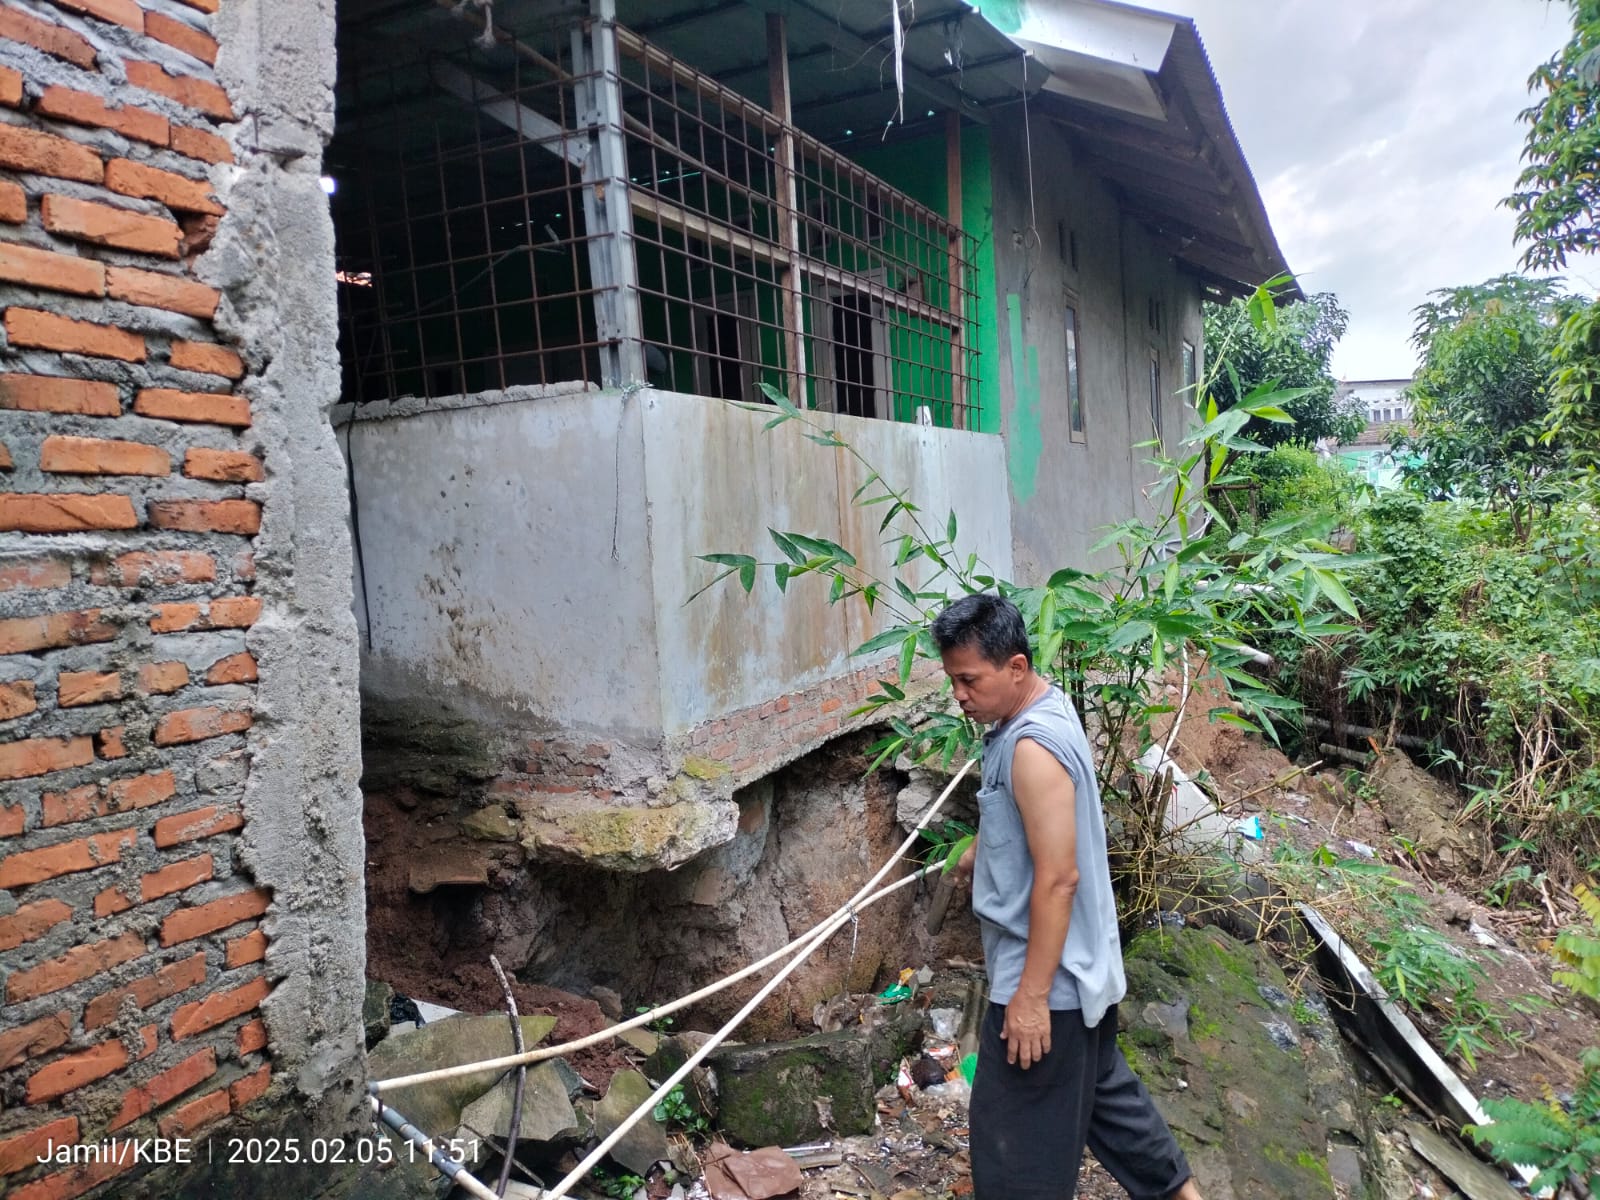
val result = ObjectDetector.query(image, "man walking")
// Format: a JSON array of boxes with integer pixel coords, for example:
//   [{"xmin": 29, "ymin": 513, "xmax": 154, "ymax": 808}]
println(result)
[{"xmin": 931, "ymin": 593, "xmax": 1200, "ymax": 1200}]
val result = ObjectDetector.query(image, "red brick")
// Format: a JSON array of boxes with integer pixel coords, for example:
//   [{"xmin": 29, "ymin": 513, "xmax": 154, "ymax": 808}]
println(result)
[
  {"xmin": 0, "ymin": 1116, "xmax": 78, "ymax": 1177},
  {"xmin": 144, "ymin": 10, "xmax": 217, "ymax": 64},
  {"xmin": 175, "ymin": 0, "xmax": 219, "ymax": 11},
  {"xmin": 26, "ymin": 1025, "xmax": 156, "ymax": 1103},
  {"xmin": 0, "ymin": 679, "xmax": 37, "ymax": 719},
  {"xmin": 0, "ymin": 6, "xmax": 96, "ymax": 69},
  {"xmin": 153, "ymin": 710, "xmax": 248, "ymax": 748},
  {"xmin": 94, "ymin": 885, "xmax": 132, "ymax": 917},
  {"xmin": 172, "ymin": 976, "xmax": 269, "ymax": 1040},
  {"xmin": 40, "ymin": 434, "xmax": 170, "ymax": 477},
  {"xmin": 36, "ymin": 85, "xmax": 169, "ymax": 146},
  {"xmin": 57, "ymin": 670, "xmax": 121, "ymax": 707},
  {"xmin": 109, "ymin": 1047, "xmax": 216, "ymax": 1131},
  {"xmin": 0, "ymin": 179, "xmax": 25, "ymax": 222},
  {"xmin": 150, "ymin": 602, "xmax": 202, "ymax": 633},
  {"xmin": 42, "ymin": 193, "xmax": 182, "ymax": 258},
  {"xmin": 9, "ymin": 1148, "xmax": 138, "ymax": 1200},
  {"xmin": 225, "ymin": 927, "xmax": 268, "ymax": 968},
  {"xmin": 0, "ymin": 124, "xmax": 102, "ymax": 184},
  {"xmin": 0, "ymin": 64, "xmax": 20, "ymax": 107},
  {"xmin": 105, "ymin": 157, "xmax": 221, "ymax": 215},
  {"xmin": 139, "ymin": 661, "xmax": 190, "ymax": 694},
  {"xmin": 0, "ymin": 1012, "xmax": 72, "ymax": 1071},
  {"xmin": 0, "ymin": 493, "xmax": 139, "ymax": 533},
  {"xmin": 160, "ymin": 887, "xmax": 269, "ymax": 947},
  {"xmin": 106, "ymin": 265, "xmax": 219, "ymax": 318},
  {"xmin": 0, "ymin": 375, "xmax": 119, "ymax": 416},
  {"xmin": 124, "ymin": 61, "xmax": 233, "ymax": 120},
  {"xmin": 153, "ymin": 805, "xmax": 241, "ymax": 848},
  {"xmin": 0, "ymin": 557, "xmax": 70, "ymax": 592},
  {"xmin": 0, "ymin": 440, "xmax": 11, "ymax": 469},
  {"xmin": 48, "ymin": 0, "xmax": 144, "ymax": 29},
  {"xmin": 169, "ymin": 123, "xmax": 232, "ymax": 165},
  {"xmin": 83, "ymin": 951, "xmax": 206, "ymax": 1029},
  {"xmin": 0, "ymin": 897, "xmax": 72, "ymax": 951},
  {"xmin": 0, "ymin": 826, "xmax": 135, "ymax": 886},
  {"xmin": 0, "ymin": 736, "xmax": 95, "ymax": 784},
  {"xmin": 0, "ymin": 241, "xmax": 105, "ymax": 297},
  {"xmin": 205, "ymin": 652, "xmax": 257, "ymax": 685},
  {"xmin": 133, "ymin": 387, "xmax": 249, "ymax": 427},
  {"xmin": 158, "ymin": 1085, "xmax": 229, "ymax": 1137},
  {"xmin": 5, "ymin": 309, "xmax": 146, "ymax": 361},
  {"xmin": 5, "ymin": 929, "xmax": 145, "ymax": 1002},
  {"xmin": 230, "ymin": 1063, "xmax": 271, "ymax": 1109},
  {"xmin": 209, "ymin": 596, "xmax": 261, "ymax": 627},
  {"xmin": 95, "ymin": 725, "xmax": 127, "ymax": 759},
  {"xmin": 43, "ymin": 770, "xmax": 176, "ymax": 827},
  {"xmin": 237, "ymin": 1018, "xmax": 267, "ymax": 1056},
  {"xmin": 95, "ymin": 550, "xmax": 215, "ymax": 587},
  {"xmin": 148, "ymin": 499, "xmax": 261, "ymax": 535},
  {"xmin": 170, "ymin": 341, "xmax": 244, "ymax": 380},
  {"xmin": 184, "ymin": 447, "xmax": 262, "ymax": 482},
  {"xmin": 142, "ymin": 854, "xmax": 212, "ymax": 904}
]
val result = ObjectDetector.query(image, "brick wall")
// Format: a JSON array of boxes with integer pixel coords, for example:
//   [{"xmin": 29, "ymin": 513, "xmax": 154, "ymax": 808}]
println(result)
[{"xmin": 0, "ymin": 3, "xmax": 313, "ymax": 1197}]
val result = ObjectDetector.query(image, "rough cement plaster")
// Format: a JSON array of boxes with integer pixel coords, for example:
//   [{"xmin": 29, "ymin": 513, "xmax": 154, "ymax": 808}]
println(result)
[
  {"xmin": 205, "ymin": 0, "xmax": 368, "ymax": 1133},
  {"xmin": 987, "ymin": 118, "xmax": 1204, "ymax": 579}
]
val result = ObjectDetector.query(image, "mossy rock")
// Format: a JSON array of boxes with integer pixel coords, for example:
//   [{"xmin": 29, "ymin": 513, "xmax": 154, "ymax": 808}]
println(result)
[
  {"xmin": 708, "ymin": 1027, "xmax": 878, "ymax": 1147},
  {"xmin": 1119, "ymin": 927, "xmax": 1361, "ymax": 1200}
]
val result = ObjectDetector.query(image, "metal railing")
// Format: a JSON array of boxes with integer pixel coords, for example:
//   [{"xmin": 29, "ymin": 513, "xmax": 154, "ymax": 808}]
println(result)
[{"xmin": 331, "ymin": 13, "xmax": 980, "ymax": 428}]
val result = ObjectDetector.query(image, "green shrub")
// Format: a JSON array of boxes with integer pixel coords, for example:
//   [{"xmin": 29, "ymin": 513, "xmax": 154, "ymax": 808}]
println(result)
[{"xmin": 1239, "ymin": 444, "xmax": 1363, "ymax": 527}]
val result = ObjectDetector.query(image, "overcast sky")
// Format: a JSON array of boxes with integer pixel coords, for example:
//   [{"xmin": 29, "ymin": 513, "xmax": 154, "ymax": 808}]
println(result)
[{"xmin": 1156, "ymin": 1, "xmax": 1573, "ymax": 380}]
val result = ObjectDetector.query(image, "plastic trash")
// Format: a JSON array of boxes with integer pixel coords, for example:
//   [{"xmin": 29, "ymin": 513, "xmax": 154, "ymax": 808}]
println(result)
[
  {"xmin": 959, "ymin": 1052, "xmax": 977, "ymax": 1084},
  {"xmin": 928, "ymin": 1008, "xmax": 961, "ymax": 1040},
  {"xmin": 1229, "ymin": 815, "xmax": 1264, "ymax": 841}
]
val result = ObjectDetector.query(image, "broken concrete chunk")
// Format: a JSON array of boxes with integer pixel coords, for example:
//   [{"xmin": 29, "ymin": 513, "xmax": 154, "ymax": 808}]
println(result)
[
  {"xmin": 365, "ymin": 1013, "xmax": 558, "ymax": 1137},
  {"xmin": 407, "ymin": 844, "xmax": 491, "ymax": 893},
  {"xmin": 709, "ymin": 1028, "xmax": 878, "ymax": 1147},
  {"xmin": 1405, "ymin": 1124, "xmax": 1519, "ymax": 1200},
  {"xmin": 645, "ymin": 1031, "xmax": 717, "ymax": 1120},
  {"xmin": 364, "ymin": 980, "xmax": 394, "ymax": 1049},
  {"xmin": 615, "ymin": 1026, "xmax": 660, "ymax": 1057},
  {"xmin": 516, "ymin": 794, "xmax": 737, "ymax": 871},
  {"xmin": 457, "ymin": 1061, "xmax": 581, "ymax": 1148},
  {"xmin": 462, "ymin": 803, "xmax": 518, "ymax": 841},
  {"xmin": 593, "ymin": 1068, "xmax": 672, "ymax": 1176}
]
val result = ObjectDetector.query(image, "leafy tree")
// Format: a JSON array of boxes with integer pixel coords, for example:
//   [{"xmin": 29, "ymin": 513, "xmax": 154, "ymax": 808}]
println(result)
[
  {"xmin": 1203, "ymin": 290, "xmax": 1362, "ymax": 448},
  {"xmin": 1399, "ymin": 275, "xmax": 1574, "ymax": 539},
  {"xmin": 1506, "ymin": 0, "xmax": 1600, "ymax": 270}
]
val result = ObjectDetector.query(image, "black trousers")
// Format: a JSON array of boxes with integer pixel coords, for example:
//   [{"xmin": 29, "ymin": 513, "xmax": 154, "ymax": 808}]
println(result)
[{"xmin": 969, "ymin": 1003, "xmax": 1191, "ymax": 1200}]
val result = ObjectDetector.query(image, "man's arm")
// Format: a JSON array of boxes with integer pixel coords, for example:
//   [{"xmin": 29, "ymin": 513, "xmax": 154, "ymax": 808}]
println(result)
[{"xmin": 1003, "ymin": 736, "xmax": 1080, "ymax": 1068}]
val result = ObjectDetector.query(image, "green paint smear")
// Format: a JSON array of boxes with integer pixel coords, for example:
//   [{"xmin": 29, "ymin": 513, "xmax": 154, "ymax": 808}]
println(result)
[
  {"xmin": 1006, "ymin": 293, "xmax": 1041, "ymax": 501},
  {"xmin": 979, "ymin": 0, "xmax": 1026, "ymax": 34}
]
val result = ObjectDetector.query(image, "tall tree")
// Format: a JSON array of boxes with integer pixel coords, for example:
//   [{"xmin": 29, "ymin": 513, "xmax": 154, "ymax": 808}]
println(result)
[
  {"xmin": 1506, "ymin": 0, "xmax": 1600, "ymax": 269},
  {"xmin": 1399, "ymin": 275, "xmax": 1572, "ymax": 538},
  {"xmin": 1203, "ymin": 290, "xmax": 1362, "ymax": 448}
]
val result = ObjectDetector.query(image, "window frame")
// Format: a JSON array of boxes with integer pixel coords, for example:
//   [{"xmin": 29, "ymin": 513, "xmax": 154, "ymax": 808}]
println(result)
[
  {"xmin": 1148, "ymin": 347, "xmax": 1163, "ymax": 442},
  {"xmin": 1065, "ymin": 301, "xmax": 1085, "ymax": 443}
]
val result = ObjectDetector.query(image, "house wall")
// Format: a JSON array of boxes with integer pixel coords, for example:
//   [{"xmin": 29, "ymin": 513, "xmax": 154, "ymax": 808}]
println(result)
[
  {"xmin": 340, "ymin": 386, "xmax": 1011, "ymax": 866},
  {"xmin": 0, "ymin": 1, "xmax": 365, "ymax": 1196},
  {"xmin": 987, "ymin": 112, "xmax": 1204, "ymax": 579}
]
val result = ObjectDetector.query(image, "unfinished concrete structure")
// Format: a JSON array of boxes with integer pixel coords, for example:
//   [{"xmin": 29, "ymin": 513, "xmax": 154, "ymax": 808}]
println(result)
[
  {"xmin": 0, "ymin": 0, "xmax": 363, "ymax": 1196},
  {"xmin": 335, "ymin": 0, "xmax": 1296, "ymax": 1022}
]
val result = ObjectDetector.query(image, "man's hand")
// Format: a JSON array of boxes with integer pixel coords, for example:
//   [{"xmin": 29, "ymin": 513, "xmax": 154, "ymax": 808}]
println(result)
[
  {"xmin": 950, "ymin": 837, "xmax": 977, "ymax": 889},
  {"xmin": 1002, "ymin": 991, "xmax": 1051, "ymax": 1068}
]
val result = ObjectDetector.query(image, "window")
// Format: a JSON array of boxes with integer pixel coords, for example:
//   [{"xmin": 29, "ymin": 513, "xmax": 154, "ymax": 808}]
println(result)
[
  {"xmin": 1148, "ymin": 349, "xmax": 1162, "ymax": 441},
  {"xmin": 1181, "ymin": 340, "xmax": 1196, "ymax": 403},
  {"xmin": 1065, "ymin": 305, "xmax": 1084, "ymax": 442}
]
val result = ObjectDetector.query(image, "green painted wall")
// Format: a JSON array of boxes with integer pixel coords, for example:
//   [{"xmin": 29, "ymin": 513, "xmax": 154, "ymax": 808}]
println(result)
[{"xmin": 849, "ymin": 123, "xmax": 1000, "ymax": 433}]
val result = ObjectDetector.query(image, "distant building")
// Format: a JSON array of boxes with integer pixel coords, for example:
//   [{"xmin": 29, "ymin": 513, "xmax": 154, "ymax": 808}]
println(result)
[{"xmin": 1331, "ymin": 377, "xmax": 1415, "ymax": 488}]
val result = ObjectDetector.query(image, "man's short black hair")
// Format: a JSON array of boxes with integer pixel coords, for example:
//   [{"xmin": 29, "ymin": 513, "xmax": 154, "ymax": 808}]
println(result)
[{"xmin": 931, "ymin": 593, "xmax": 1032, "ymax": 669}]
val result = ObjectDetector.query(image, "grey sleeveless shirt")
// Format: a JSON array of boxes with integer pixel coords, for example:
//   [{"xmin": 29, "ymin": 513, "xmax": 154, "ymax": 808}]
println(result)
[{"xmin": 971, "ymin": 684, "xmax": 1127, "ymax": 1027}]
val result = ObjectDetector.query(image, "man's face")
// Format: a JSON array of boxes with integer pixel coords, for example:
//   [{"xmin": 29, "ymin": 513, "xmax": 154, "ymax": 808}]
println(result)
[{"xmin": 940, "ymin": 642, "xmax": 1028, "ymax": 725}]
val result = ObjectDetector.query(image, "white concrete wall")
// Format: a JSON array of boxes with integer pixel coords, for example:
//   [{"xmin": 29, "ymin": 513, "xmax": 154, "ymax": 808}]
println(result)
[
  {"xmin": 340, "ymin": 386, "xmax": 1012, "ymax": 740},
  {"xmin": 642, "ymin": 390, "xmax": 1013, "ymax": 733}
]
